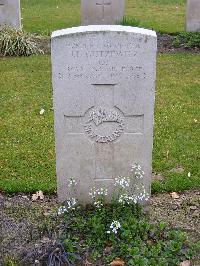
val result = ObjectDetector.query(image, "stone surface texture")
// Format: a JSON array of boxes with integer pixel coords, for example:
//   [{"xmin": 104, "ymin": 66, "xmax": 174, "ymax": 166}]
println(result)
[
  {"xmin": 186, "ymin": 0, "xmax": 200, "ymax": 32},
  {"xmin": 0, "ymin": 0, "xmax": 21, "ymax": 28},
  {"xmin": 51, "ymin": 25, "xmax": 157, "ymax": 204},
  {"xmin": 81, "ymin": 0, "xmax": 125, "ymax": 25}
]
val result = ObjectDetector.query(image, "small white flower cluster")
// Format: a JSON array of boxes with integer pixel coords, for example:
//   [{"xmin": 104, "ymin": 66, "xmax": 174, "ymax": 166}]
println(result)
[
  {"xmin": 89, "ymin": 187, "xmax": 108, "ymax": 199},
  {"xmin": 138, "ymin": 185, "xmax": 150, "ymax": 201},
  {"xmin": 131, "ymin": 163, "xmax": 145, "ymax": 179},
  {"xmin": 57, "ymin": 198, "xmax": 77, "ymax": 215},
  {"xmin": 94, "ymin": 200, "xmax": 104, "ymax": 209},
  {"xmin": 138, "ymin": 193, "xmax": 149, "ymax": 202},
  {"xmin": 135, "ymin": 185, "xmax": 150, "ymax": 202},
  {"xmin": 67, "ymin": 197, "xmax": 77, "ymax": 209},
  {"xmin": 58, "ymin": 206, "xmax": 67, "ymax": 215},
  {"xmin": 118, "ymin": 193, "xmax": 137, "ymax": 204},
  {"xmin": 114, "ymin": 176, "xmax": 130, "ymax": 189},
  {"xmin": 107, "ymin": 220, "xmax": 121, "ymax": 234},
  {"xmin": 67, "ymin": 178, "xmax": 77, "ymax": 187}
]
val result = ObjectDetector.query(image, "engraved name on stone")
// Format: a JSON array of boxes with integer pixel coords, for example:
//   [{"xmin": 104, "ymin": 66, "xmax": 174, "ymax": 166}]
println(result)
[{"xmin": 71, "ymin": 50, "xmax": 133, "ymax": 58}]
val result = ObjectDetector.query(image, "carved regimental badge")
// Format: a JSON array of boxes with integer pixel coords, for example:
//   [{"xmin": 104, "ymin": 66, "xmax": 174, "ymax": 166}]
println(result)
[{"xmin": 84, "ymin": 107, "xmax": 124, "ymax": 143}]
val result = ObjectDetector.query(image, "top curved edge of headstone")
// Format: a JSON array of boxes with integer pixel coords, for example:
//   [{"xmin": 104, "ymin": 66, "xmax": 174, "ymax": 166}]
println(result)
[{"xmin": 51, "ymin": 25, "xmax": 157, "ymax": 39}]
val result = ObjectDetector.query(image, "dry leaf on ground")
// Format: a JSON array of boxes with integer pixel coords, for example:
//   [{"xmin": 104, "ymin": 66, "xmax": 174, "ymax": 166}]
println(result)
[
  {"xmin": 39, "ymin": 108, "xmax": 45, "ymax": 115},
  {"xmin": 83, "ymin": 259, "xmax": 92, "ymax": 265},
  {"xmin": 170, "ymin": 192, "xmax": 180, "ymax": 199},
  {"xmin": 32, "ymin": 190, "xmax": 44, "ymax": 201},
  {"xmin": 110, "ymin": 258, "xmax": 125, "ymax": 266},
  {"xmin": 180, "ymin": 260, "xmax": 191, "ymax": 266},
  {"xmin": 104, "ymin": 245, "xmax": 113, "ymax": 254}
]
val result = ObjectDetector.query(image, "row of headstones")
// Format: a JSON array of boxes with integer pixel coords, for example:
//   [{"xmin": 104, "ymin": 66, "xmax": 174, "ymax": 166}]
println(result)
[
  {"xmin": 0, "ymin": 2, "xmax": 199, "ymax": 205},
  {"xmin": 0, "ymin": 0, "xmax": 200, "ymax": 32}
]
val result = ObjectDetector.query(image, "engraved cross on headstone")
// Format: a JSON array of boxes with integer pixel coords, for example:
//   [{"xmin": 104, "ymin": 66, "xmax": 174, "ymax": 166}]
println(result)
[
  {"xmin": 64, "ymin": 84, "xmax": 144, "ymax": 182},
  {"xmin": 96, "ymin": 0, "xmax": 111, "ymax": 20}
]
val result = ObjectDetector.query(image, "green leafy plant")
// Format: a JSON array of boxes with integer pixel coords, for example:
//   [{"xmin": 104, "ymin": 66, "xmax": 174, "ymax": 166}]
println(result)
[
  {"xmin": 55, "ymin": 165, "xmax": 199, "ymax": 265},
  {"xmin": 0, "ymin": 27, "xmax": 44, "ymax": 56},
  {"xmin": 173, "ymin": 32, "xmax": 200, "ymax": 48},
  {"xmin": 57, "ymin": 203, "xmax": 199, "ymax": 266},
  {"xmin": 119, "ymin": 16, "xmax": 141, "ymax": 27}
]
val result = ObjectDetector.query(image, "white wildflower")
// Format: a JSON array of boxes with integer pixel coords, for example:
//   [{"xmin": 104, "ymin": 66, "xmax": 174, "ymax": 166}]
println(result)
[
  {"xmin": 94, "ymin": 200, "xmax": 103, "ymax": 209},
  {"xmin": 114, "ymin": 176, "xmax": 130, "ymax": 189},
  {"xmin": 109, "ymin": 220, "xmax": 121, "ymax": 234},
  {"xmin": 118, "ymin": 193, "xmax": 135, "ymax": 204},
  {"xmin": 89, "ymin": 187, "xmax": 108, "ymax": 199},
  {"xmin": 66, "ymin": 197, "xmax": 77, "ymax": 210},
  {"xmin": 131, "ymin": 163, "xmax": 145, "ymax": 179},
  {"xmin": 188, "ymin": 172, "xmax": 191, "ymax": 177},
  {"xmin": 58, "ymin": 198, "xmax": 77, "ymax": 215},
  {"xmin": 67, "ymin": 178, "xmax": 77, "ymax": 187},
  {"xmin": 58, "ymin": 206, "xmax": 67, "ymax": 215}
]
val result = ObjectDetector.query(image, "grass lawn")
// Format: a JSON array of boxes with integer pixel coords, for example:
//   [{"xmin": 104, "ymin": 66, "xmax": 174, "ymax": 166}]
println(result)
[
  {"xmin": 21, "ymin": 0, "xmax": 186, "ymax": 35},
  {"xmin": 0, "ymin": 53, "xmax": 199, "ymax": 194}
]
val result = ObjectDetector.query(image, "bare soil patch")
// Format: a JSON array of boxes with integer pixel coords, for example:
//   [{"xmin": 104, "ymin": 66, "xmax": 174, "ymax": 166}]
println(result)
[{"xmin": 157, "ymin": 33, "xmax": 200, "ymax": 53}]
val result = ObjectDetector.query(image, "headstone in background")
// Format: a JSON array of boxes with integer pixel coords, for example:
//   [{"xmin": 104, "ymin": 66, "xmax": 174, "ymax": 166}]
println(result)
[
  {"xmin": 81, "ymin": 0, "xmax": 125, "ymax": 25},
  {"xmin": 51, "ymin": 25, "xmax": 157, "ymax": 204},
  {"xmin": 0, "ymin": 0, "xmax": 21, "ymax": 29},
  {"xmin": 186, "ymin": 0, "xmax": 200, "ymax": 32}
]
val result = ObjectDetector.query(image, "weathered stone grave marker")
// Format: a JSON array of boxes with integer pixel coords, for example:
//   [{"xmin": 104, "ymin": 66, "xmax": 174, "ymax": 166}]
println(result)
[
  {"xmin": 0, "ymin": 0, "xmax": 5, "ymax": 6},
  {"xmin": 81, "ymin": 0, "xmax": 125, "ymax": 25},
  {"xmin": 51, "ymin": 25, "xmax": 157, "ymax": 204},
  {"xmin": 186, "ymin": 0, "xmax": 200, "ymax": 32},
  {"xmin": 0, "ymin": 0, "xmax": 21, "ymax": 29}
]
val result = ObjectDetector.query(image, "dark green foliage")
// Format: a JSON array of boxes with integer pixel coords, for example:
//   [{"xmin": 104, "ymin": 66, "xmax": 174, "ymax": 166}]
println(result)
[
  {"xmin": 173, "ymin": 32, "xmax": 200, "ymax": 48},
  {"xmin": 59, "ymin": 203, "xmax": 200, "ymax": 265}
]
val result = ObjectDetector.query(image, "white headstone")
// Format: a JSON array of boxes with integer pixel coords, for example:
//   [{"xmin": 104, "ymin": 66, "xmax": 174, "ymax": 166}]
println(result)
[
  {"xmin": 51, "ymin": 25, "xmax": 157, "ymax": 204},
  {"xmin": 186, "ymin": 0, "xmax": 200, "ymax": 32},
  {"xmin": 81, "ymin": 0, "xmax": 125, "ymax": 25},
  {"xmin": 0, "ymin": 0, "xmax": 21, "ymax": 29}
]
